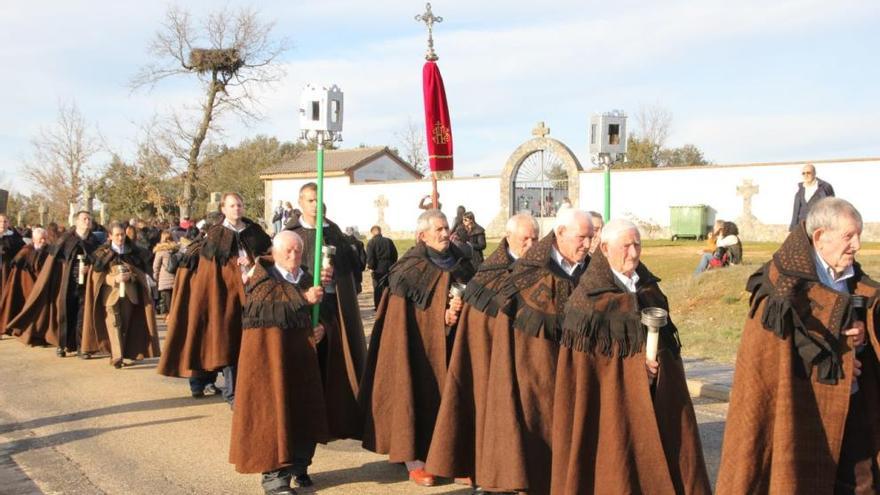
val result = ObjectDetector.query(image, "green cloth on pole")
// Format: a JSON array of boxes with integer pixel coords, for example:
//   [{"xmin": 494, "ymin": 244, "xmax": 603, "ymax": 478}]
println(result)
[
  {"xmin": 603, "ymin": 165, "xmax": 611, "ymax": 221},
  {"xmin": 312, "ymin": 141, "xmax": 325, "ymax": 327}
]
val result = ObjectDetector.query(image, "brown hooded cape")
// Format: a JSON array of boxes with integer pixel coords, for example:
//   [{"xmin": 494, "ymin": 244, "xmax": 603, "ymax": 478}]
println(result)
[
  {"xmin": 425, "ymin": 238, "xmax": 516, "ymax": 479},
  {"xmin": 229, "ymin": 257, "xmax": 331, "ymax": 474},
  {"xmin": 0, "ymin": 230, "xmax": 26, "ymax": 300},
  {"xmin": 80, "ymin": 242, "xmax": 161, "ymax": 364},
  {"xmin": 475, "ymin": 232, "xmax": 586, "ymax": 494},
  {"xmin": 0, "ymin": 244, "xmax": 48, "ymax": 335},
  {"xmin": 716, "ymin": 224, "xmax": 880, "ymax": 494},
  {"xmin": 550, "ymin": 249, "xmax": 711, "ymax": 495},
  {"xmin": 359, "ymin": 241, "xmax": 475, "ymax": 462},
  {"xmin": 286, "ymin": 217, "xmax": 368, "ymax": 440},
  {"xmin": 8, "ymin": 231, "xmax": 101, "ymax": 347},
  {"xmin": 158, "ymin": 220, "xmax": 271, "ymax": 377}
]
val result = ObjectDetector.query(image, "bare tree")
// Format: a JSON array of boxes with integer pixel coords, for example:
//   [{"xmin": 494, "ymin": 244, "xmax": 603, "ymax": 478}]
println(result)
[
  {"xmin": 633, "ymin": 103, "xmax": 673, "ymax": 166},
  {"xmin": 131, "ymin": 5, "xmax": 288, "ymax": 218},
  {"xmin": 394, "ymin": 117, "xmax": 427, "ymax": 174},
  {"xmin": 22, "ymin": 101, "xmax": 100, "ymax": 221}
]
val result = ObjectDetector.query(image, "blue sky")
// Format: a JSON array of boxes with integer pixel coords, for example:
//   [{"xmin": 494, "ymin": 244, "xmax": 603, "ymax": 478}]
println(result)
[{"xmin": 2, "ymin": 0, "xmax": 879, "ymax": 193}]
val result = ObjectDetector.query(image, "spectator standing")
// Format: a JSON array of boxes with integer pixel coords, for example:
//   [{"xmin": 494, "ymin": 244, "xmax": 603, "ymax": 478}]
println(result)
[
  {"xmin": 790, "ymin": 163, "xmax": 834, "ymax": 231},
  {"xmin": 152, "ymin": 231, "xmax": 177, "ymax": 315},
  {"xmin": 461, "ymin": 212, "xmax": 486, "ymax": 267},
  {"xmin": 272, "ymin": 200, "xmax": 284, "ymax": 234},
  {"xmin": 365, "ymin": 226, "xmax": 398, "ymax": 309}
]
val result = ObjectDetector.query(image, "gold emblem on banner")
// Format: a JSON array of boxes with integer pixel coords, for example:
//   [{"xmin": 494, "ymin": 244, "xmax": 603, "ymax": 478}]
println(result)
[{"xmin": 431, "ymin": 121, "xmax": 451, "ymax": 145}]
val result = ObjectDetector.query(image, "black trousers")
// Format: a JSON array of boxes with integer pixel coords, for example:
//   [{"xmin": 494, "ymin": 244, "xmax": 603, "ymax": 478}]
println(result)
[
  {"xmin": 60, "ymin": 284, "xmax": 85, "ymax": 352},
  {"xmin": 158, "ymin": 289, "xmax": 172, "ymax": 314},
  {"xmin": 260, "ymin": 442, "xmax": 317, "ymax": 490},
  {"xmin": 371, "ymin": 273, "xmax": 387, "ymax": 310},
  {"xmin": 835, "ymin": 389, "xmax": 879, "ymax": 493}
]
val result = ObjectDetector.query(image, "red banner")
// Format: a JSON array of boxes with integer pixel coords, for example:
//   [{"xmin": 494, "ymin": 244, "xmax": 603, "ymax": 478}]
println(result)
[{"xmin": 422, "ymin": 61, "xmax": 453, "ymax": 174}]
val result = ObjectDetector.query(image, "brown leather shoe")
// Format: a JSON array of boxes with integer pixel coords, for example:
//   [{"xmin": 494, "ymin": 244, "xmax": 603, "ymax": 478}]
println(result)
[{"xmin": 408, "ymin": 468, "xmax": 435, "ymax": 487}]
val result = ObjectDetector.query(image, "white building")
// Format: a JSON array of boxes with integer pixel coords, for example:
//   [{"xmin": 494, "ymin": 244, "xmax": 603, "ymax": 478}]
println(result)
[{"xmin": 261, "ymin": 126, "xmax": 880, "ymax": 242}]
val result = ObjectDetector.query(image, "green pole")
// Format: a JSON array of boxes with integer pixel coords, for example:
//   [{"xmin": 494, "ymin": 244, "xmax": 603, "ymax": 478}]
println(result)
[
  {"xmin": 603, "ymin": 164, "xmax": 611, "ymax": 221},
  {"xmin": 311, "ymin": 139, "xmax": 325, "ymax": 327}
]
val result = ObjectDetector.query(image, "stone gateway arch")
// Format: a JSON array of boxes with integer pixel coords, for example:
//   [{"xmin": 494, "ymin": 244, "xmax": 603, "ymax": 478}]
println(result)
[{"xmin": 489, "ymin": 122, "xmax": 583, "ymax": 235}]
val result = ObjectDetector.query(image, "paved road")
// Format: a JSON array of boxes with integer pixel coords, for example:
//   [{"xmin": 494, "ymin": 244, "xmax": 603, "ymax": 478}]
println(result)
[{"xmin": 0, "ymin": 285, "xmax": 728, "ymax": 494}]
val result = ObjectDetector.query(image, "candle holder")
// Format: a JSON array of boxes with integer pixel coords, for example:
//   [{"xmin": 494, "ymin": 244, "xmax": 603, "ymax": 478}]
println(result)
[
  {"xmin": 641, "ymin": 307, "xmax": 668, "ymax": 362},
  {"xmin": 448, "ymin": 282, "xmax": 466, "ymax": 299},
  {"xmin": 77, "ymin": 254, "xmax": 87, "ymax": 285},
  {"xmin": 115, "ymin": 265, "xmax": 131, "ymax": 299}
]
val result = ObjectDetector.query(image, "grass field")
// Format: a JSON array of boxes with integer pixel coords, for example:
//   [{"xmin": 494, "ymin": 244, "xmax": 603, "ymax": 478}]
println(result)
[{"xmin": 388, "ymin": 237, "xmax": 880, "ymax": 364}]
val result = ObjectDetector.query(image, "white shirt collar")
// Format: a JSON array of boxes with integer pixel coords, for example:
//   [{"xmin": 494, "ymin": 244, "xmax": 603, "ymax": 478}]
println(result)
[
  {"xmin": 507, "ymin": 249, "xmax": 520, "ymax": 261},
  {"xmin": 1, "ymin": 229, "xmax": 12, "ymax": 237},
  {"xmin": 813, "ymin": 248, "xmax": 854, "ymax": 288},
  {"xmin": 550, "ymin": 245, "xmax": 583, "ymax": 276},
  {"xmin": 222, "ymin": 218, "xmax": 246, "ymax": 233},
  {"xmin": 298, "ymin": 217, "xmax": 329, "ymax": 229},
  {"xmin": 611, "ymin": 268, "xmax": 640, "ymax": 293},
  {"xmin": 111, "ymin": 243, "xmax": 126, "ymax": 254},
  {"xmin": 274, "ymin": 263, "xmax": 303, "ymax": 284}
]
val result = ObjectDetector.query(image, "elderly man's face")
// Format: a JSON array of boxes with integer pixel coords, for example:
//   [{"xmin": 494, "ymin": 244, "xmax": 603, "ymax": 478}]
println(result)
[
  {"xmin": 276, "ymin": 236, "xmax": 304, "ymax": 273},
  {"xmin": 507, "ymin": 221, "xmax": 539, "ymax": 259},
  {"xmin": 602, "ymin": 228, "xmax": 642, "ymax": 277},
  {"xmin": 420, "ymin": 217, "xmax": 450, "ymax": 252},
  {"xmin": 0, "ymin": 215, "xmax": 8, "ymax": 232},
  {"xmin": 814, "ymin": 215, "xmax": 861, "ymax": 275},
  {"xmin": 556, "ymin": 216, "xmax": 593, "ymax": 264},
  {"xmin": 32, "ymin": 231, "xmax": 47, "ymax": 249}
]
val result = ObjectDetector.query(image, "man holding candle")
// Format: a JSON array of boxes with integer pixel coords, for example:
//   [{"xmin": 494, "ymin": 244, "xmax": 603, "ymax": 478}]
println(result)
[
  {"xmin": 80, "ymin": 221, "xmax": 160, "ymax": 368},
  {"xmin": 425, "ymin": 212, "xmax": 539, "ymax": 487},
  {"xmin": 360, "ymin": 209, "xmax": 476, "ymax": 487},
  {"xmin": 551, "ymin": 218, "xmax": 710, "ymax": 494},
  {"xmin": 9, "ymin": 210, "xmax": 101, "ymax": 355},
  {"xmin": 286, "ymin": 182, "xmax": 367, "ymax": 443},
  {"xmin": 717, "ymin": 197, "xmax": 880, "ymax": 494},
  {"xmin": 473, "ymin": 208, "xmax": 593, "ymax": 495}
]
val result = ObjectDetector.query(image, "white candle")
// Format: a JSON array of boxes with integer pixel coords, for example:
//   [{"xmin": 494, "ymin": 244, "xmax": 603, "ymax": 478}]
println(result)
[
  {"xmin": 77, "ymin": 255, "xmax": 86, "ymax": 285},
  {"xmin": 646, "ymin": 327, "xmax": 660, "ymax": 362}
]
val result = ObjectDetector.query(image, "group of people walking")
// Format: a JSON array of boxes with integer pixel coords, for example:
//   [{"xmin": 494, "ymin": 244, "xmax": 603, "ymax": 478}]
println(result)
[{"xmin": 0, "ymin": 168, "xmax": 877, "ymax": 494}]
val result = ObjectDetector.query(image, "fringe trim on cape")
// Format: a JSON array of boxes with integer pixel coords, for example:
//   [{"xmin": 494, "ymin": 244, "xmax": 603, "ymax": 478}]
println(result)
[
  {"xmin": 387, "ymin": 242, "xmax": 475, "ymax": 310},
  {"xmin": 242, "ymin": 258, "xmax": 312, "ymax": 330}
]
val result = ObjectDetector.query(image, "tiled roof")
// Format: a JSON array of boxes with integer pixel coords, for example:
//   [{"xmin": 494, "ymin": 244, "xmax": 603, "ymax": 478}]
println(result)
[{"xmin": 261, "ymin": 146, "xmax": 420, "ymax": 177}]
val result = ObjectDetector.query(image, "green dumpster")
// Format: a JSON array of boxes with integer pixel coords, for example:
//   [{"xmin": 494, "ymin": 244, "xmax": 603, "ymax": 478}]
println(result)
[{"xmin": 669, "ymin": 205, "xmax": 710, "ymax": 240}]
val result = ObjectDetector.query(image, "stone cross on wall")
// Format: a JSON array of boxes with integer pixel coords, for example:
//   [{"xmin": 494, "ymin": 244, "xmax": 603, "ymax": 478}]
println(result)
[
  {"xmin": 737, "ymin": 179, "xmax": 759, "ymax": 219},
  {"xmin": 532, "ymin": 121, "xmax": 550, "ymax": 138},
  {"xmin": 374, "ymin": 194, "xmax": 389, "ymax": 226}
]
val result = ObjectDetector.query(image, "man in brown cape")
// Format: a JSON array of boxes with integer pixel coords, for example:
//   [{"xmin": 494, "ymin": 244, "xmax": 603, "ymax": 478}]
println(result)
[
  {"xmin": 0, "ymin": 213, "xmax": 26, "ymax": 302},
  {"xmin": 475, "ymin": 207, "xmax": 593, "ymax": 495},
  {"xmin": 551, "ymin": 219, "xmax": 711, "ymax": 495},
  {"xmin": 9, "ymin": 210, "xmax": 101, "ymax": 355},
  {"xmin": 1, "ymin": 227, "xmax": 48, "ymax": 336},
  {"xmin": 230, "ymin": 231, "xmax": 332, "ymax": 495},
  {"xmin": 717, "ymin": 197, "xmax": 880, "ymax": 494},
  {"xmin": 158, "ymin": 193, "xmax": 272, "ymax": 406},
  {"xmin": 425, "ymin": 212, "xmax": 539, "ymax": 485},
  {"xmin": 285, "ymin": 182, "xmax": 367, "ymax": 440},
  {"xmin": 359, "ymin": 209, "xmax": 476, "ymax": 487},
  {"xmin": 80, "ymin": 222, "xmax": 161, "ymax": 368}
]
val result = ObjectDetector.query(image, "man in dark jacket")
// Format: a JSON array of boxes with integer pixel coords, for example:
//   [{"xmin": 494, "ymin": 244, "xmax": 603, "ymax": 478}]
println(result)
[
  {"xmin": 790, "ymin": 163, "xmax": 834, "ymax": 231},
  {"xmin": 345, "ymin": 227, "xmax": 367, "ymax": 295},
  {"xmin": 365, "ymin": 225, "xmax": 398, "ymax": 309}
]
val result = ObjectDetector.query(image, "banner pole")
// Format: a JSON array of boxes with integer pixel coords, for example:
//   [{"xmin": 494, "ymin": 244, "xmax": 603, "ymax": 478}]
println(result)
[{"xmin": 312, "ymin": 137, "xmax": 325, "ymax": 327}]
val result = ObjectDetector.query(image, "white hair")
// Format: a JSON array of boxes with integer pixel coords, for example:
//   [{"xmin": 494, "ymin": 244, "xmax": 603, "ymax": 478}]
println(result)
[
  {"xmin": 272, "ymin": 230, "xmax": 303, "ymax": 251},
  {"xmin": 506, "ymin": 212, "xmax": 539, "ymax": 235},
  {"xmin": 416, "ymin": 209, "xmax": 447, "ymax": 234},
  {"xmin": 553, "ymin": 207, "xmax": 590, "ymax": 233},
  {"xmin": 600, "ymin": 218, "xmax": 640, "ymax": 244},
  {"xmin": 31, "ymin": 227, "xmax": 46, "ymax": 239},
  {"xmin": 805, "ymin": 197, "xmax": 862, "ymax": 235}
]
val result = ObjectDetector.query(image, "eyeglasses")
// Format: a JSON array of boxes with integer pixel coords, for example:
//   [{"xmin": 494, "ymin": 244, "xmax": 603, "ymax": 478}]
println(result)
[{"xmin": 801, "ymin": 172, "xmax": 814, "ymax": 176}]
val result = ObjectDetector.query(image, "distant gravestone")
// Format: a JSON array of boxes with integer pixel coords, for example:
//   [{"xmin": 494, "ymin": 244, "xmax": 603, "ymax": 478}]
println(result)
[{"xmin": 207, "ymin": 192, "xmax": 222, "ymax": 213}]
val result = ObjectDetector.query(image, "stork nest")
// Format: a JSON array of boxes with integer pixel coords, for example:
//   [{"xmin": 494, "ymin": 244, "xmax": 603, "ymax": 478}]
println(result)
[{"xmin": 188, "ymin": 48, "xmax": 244, "ymax": 74}]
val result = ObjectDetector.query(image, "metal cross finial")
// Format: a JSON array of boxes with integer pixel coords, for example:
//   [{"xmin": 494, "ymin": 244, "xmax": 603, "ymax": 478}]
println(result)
[{"xmin": 415, "ymin": 3, "xmax": 443, "ymax": 61}]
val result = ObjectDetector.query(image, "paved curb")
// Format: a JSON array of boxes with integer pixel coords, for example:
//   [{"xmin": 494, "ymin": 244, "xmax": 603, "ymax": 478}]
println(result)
[{"xmin": 686, "ymin": 378, "xmax": 731, "ymax": 402}]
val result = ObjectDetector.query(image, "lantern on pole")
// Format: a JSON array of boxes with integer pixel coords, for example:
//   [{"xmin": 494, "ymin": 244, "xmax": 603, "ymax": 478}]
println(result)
[
  {"xmin": 589, "ymin": 110, "xmax": 627, "ymax": 220},
  {"xmin": 299, "ymin": 83, "xmax": 344, "ymax": 326}
]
